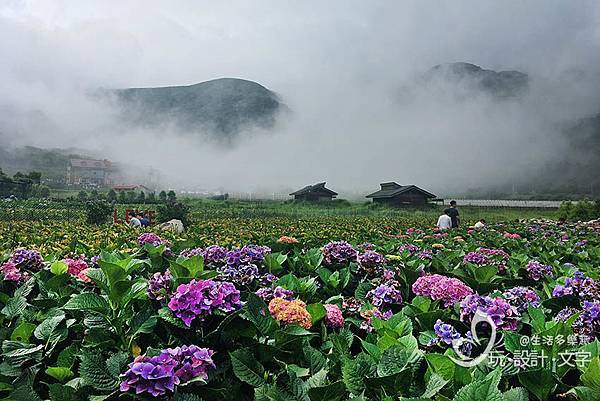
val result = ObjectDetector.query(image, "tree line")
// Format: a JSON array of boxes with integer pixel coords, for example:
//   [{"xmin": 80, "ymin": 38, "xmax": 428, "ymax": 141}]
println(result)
[
  {"xmin": 0, "ymin": 169, "xmax": 50, "ymax": 199},
  {"xmin": 76, "ymin": 189, "xmax": 177, "ymax": 204}
]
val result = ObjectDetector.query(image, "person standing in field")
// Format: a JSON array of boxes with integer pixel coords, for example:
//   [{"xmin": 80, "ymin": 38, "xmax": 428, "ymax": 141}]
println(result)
[
  {"xmin": 444, "ymin": 200, "xmax": 460, "ymax": 228},
  {"xmin": 129, "ymin": 212, "xmax": 141, "ymax": 228},
  {"xmin": 436, "ymin": 211, "xmax": 452, "ymax": 230}
]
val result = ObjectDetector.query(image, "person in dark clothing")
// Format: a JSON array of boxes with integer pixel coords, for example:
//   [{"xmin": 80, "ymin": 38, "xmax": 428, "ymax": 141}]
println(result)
[
  {"xmin": 444, "ymin": 200, "xmax": 460, "ymax": 228},
  {"xmin": 139, "ymin": 213, "xmax": 150, "ymax": 227}
]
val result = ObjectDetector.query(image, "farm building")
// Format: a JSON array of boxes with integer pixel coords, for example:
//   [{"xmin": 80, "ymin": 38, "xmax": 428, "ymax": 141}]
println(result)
[
  {"xmin": 366, "ymin": 182, "xmax": 436, "ymax": 206},
  {"xmin": 290, "ymin": 182, "xmax": 338, "ymax": 201},
  {"xmin": 113, "ymin": 184, "xmax": 151, "ymax": 192},
  {"xmin": 66, "ymin": 158, "xmax": 114, "ymax": 186}
]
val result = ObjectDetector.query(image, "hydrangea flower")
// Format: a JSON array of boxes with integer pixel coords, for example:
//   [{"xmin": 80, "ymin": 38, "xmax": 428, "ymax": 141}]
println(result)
[
  {"xmin": 359, "ymin": 308, "xmax": 392, "ymax": 332},
  {"xmin": 137, "ymin": 233, "xmax": 168, "ymax": 247},
  {"xmin": 412, "ymin": 274, "xmax": 473, "ymax": 307},
  {"xmin": 217, "ymin": 263, "xmax": 259, "ymax": 286},
  {"xmin": 147, "ymin": 270, "xmax": 172, "ymax": 300},
  {"xmin": 322, "ymin": 241, "xmax": 357, "ymax": 266},
  {"xmin": 357, "ymin": 250, "xmax": 386, "ymax": 275},
  {"xmin": 418, "ymin": 250, "xmax": 433, "ymax": 260},
  {"xmin": 367, "ymin": 283, "xmax": 402, "ymax": 309},
  {"xmin": 120, "ymin": 345, "xmax": 215, "ymax": 397},
  {"xmin": 433, "ymin": 319, "xmax": 461, "ymax": 344},
  {"xmin": 526, "ymin": 260, "xmax": 553, "ymax": 281},
  {"xmin": 502, "ymin": 287, "xmax": 541, "ymax": 313},
  {"xmin": 342, "ymin": 297, "xmax": 364, "ymax": 316},
  {"xmin": 553, "ymin": 271, "xmax": 599, "ymax": 302},
  {"xmin": 463, "ymin": 252, "xmax": 489, "ymax": 265},
  {"xmin": 167, "ymin": 279, "xmax": 241, "ymax": 326},
  {"xmin": 1, "ymin": 261, "xmax": 27, "ymax": 282},
  {"xmin": 255, "ymin": 286, "xmax": 294, "ymax": 303},
  {"xmin": 277, "ymin": 236, "xmax": 299, "ymax": 244},
  {"xmin": 202, "ymin": 245, "xmax": 228, "ymax": 266},
  {"xmin": 9, "ymin": 248, "xmax": 44, "ymax": 271},
  {"xmin": 503, "ymin": 232, "xmax": 521, "ymax": 239},
  {"xmin": 460, "ymin": 294, "xmax": 519, "ymax": 331},
  {"xmin": 64, "ymin": 258, "xmax": 91, "ymax": 282},
  {"xmin": 398, "ymin": 243, "xmax": 420, "ymax": 254},
  {"xmin": 268, "ymin": 298, "xmax": 312, "ymax": 329},
  {"xmin": 324, "ymin": 304, "xmax": 344, "ymax": 329},
  {"xmin": 179, "ymin": 247, "xmax": 204, "ymax": 258}
]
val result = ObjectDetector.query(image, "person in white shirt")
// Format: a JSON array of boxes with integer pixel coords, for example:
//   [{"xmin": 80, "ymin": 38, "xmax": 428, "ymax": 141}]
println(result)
[
  {"xmin": 129, "ymin": 212, "xmax": 141, "ymax": 228},
  {"xmin": 436, "ymin": 212, "xmax": 452, "ymax": 230},
  {"xmin": 474, "ymin": 219, "xmax": 486, "ymax": 229}
]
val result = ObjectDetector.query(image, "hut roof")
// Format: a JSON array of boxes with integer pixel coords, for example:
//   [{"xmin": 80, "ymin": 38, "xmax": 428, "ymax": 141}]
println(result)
[
  {"xmin": 366, "ymin": 182, "xmax": 436, "ymax": 199},
  {"xmin": 289, "ymin": 182, "xmax": 338, "ymax": 196}
]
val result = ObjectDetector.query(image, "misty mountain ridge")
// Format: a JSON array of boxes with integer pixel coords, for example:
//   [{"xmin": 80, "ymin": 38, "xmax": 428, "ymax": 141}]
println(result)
[
  {"xmin": 424, "ymin": 62, "xmax": 529, "ymax": 98},
  {"xmin": 108, "ymin": 78, "xmax": 283, "ymax": 142}
]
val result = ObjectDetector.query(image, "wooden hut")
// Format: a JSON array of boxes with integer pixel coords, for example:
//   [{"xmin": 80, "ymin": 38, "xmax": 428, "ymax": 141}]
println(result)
[
  {"xmin": 366, "ymin": 182, "xmax": 436, "ymax": 206},
  {"xmin": 289, "ymin": 182, "xmax": 338, "ymax": 201}
]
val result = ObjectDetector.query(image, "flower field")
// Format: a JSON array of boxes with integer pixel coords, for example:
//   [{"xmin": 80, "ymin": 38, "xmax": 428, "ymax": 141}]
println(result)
[{"xmin": 0, "ymin": 218, "xmax": 599, "ymax": 400}]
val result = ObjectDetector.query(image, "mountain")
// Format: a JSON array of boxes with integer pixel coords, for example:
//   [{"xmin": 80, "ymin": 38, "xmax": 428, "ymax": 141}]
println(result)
[
  {"xmin": 424, "ymin": 62, "xmax": 529, "ymax": 98},
  {"xmin": 110, "ymin": 78, "xmax": 283, "ymax": 141}
]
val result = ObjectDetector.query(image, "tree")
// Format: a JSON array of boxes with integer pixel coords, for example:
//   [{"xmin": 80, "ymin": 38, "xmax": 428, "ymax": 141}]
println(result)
[
  {"xmin": 167, "ymin": 190, "xmax": 177, "ymax": 203},
  {"xmin": 159, "ymin": 190, "xmax": 167, "ymax": 203},
  {"xmin": 32, "ymin": 184, "xmax": 50, "ymax": 198},
  {"xmin": 157, "ymin": 201, "xmax": 190, "ymax": 226},
  {"xmin": 118, "ymin": 191, "xmax": 127, "ymax": 204},
  {"xmin": 147, "ymin": 192, "xmax": 156, "ymax": 203},
  {"xmin": 90, "ymin": 189, "xmax": 99, "ymax": 199},
  {"xmin": 84, "ymin": 200, "xmax": 113, "ymax": 225},
  {"xmin": 107, "ymin": 189, "xmax": 117, "ymax": 203},
  {"xmin": 126, "ymin": 191, "xmax": 136, "ymax": 203},
  {"xmin": 137, "ymin": 191, "xmax": 146, "ymax": 204},
  {"xmin": 27, "ymin": 171, "xmax": 42, "ymax": 184},
  {"xmin": 77, "ymin": 190, "xmax": 88, "ymax": 201}
]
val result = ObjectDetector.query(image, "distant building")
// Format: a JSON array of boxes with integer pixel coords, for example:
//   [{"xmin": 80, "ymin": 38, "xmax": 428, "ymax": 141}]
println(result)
[
  {"xmin": 366, "ymin": 182, "xmax": 436, "ymax": 206},
  {"xmin": 67, "ymin": 158, "xmax": 113, "ymax": 186},
  {"xmin": 290, "ymin": 182, "xmax": 338, "ymax": 201},
  {"xmin": 113, "ymin": 184, "xmax": 151, "ymax": 192}
]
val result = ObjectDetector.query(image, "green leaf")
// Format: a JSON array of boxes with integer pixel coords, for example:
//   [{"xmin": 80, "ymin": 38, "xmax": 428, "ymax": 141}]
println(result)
[
  {"xmin": 452, "ymin": 372, "xmax": 503, "ymax": 401},
  {"xmin": 48, "ymin": 384, "xmax": 75, "ymax": 401},
  {"xmin": 377, "ymin": 344, "xmax": 418, "ymax": 377},
  {"xmin": 1, "ymin": 341, "xmax": 44, "ymax": 366},
  {"xmin": 10, "ymin": 322, "xmax": 36, "ymax": 343},
  {"xmin": 518, "ymin": 370, "xmax": 555, "ymax": 401},
  {"xmin": 63, "ymin": 293, "xmax": 109, "ymax": 314},
  {"xmin": 422, "ymin": 373, "xmax": 448, "ymax": 398},
  {"xmin": 108, "ymin": 280, "xmax": 132, "ymax": 305},
  {"xmin": 245, "ymin": 293, "xmax": 275, "ymax": 335},
  {"xmin": 1, "ymin": 296, "xmax": 28, "ymax": 319},
  {"xmin": 83, "ymin": 268, "xmax": 109, "ymax": 294},
  {"xmin": 307, "ymin": 303, "xmax": 326, "ymax": 324},
  {"xmin": 8, "ymin": 384, "xmax": 42, "ymax": 401},
  {"xmin": 308, "ymin": 381, "xmax": 346, "ymax": 401},
  {"xmin": 79, "ymin": 351, "xmax": 119, "ymax": 391},
  {"xmin": 45, "ymin": 367, "xmax": 74, "ymax": 382},
  {"xmin": 341, "ymin": 354, "xmax": 374, "ymax": 395},
  {"xmin": 158, "ymin": 307, "xmax": 188, "ymax": 329},
  {"xmin": 50, "ymin": 261, "xmax": 68, "ymax": 275},
  {"xmin": 57, "ymin": 345, "xmax": 78, "ymax": 368},
  {"xmin": 527, "ymin": 305, "xmax": 545, "ymax": 333},
  {"xmin": 425, "ymin": 353, "xmax": 455, "ymax": 382},
  {"xmin": 581, "ymin": 357, "xmax": 600, "ymax": 392},
  {"xmin": 34, "ymin": 315, "xmax": 65, "ymax": 341},
  {"xmin": 502, "ymin": 387, "xmax": 529, "ymax": 401},
  {"xmin": 230, "ymin": 348, "xmax": 266, "ymax": 387},
  {"xmin": 304, "ymin": 346, "xmax": 327, "ymax": 374},
  {"xmin": 330, "ymin": 328, "xmax": 353, "ymax": 355}
]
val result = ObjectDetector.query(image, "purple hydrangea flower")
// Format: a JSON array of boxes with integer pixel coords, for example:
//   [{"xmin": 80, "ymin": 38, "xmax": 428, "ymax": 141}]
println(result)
[
  {"xmin": 418, "ymin": 250, "xmax": 433, "ymax": 260},
  {"xmin": 202, "ymin": 245, "xmax": 228, "ymax": 266},
  {"xmin": 218, "ymin": 263, "xmax": 260, "ymax": 286},
  {"xmin": 255, "ymin": 286, "xmax": 294, "ymax": 303},
  {"xmin": 433, "ymin": 319, "xmax": 461, "ymax": 345},
  {"xmin": 367, "ymin": 283, "xmax": 403, "ymax": 309},
  {"xmin": 147, "ymin": 270, "xmax": 171, "ymax": 300},
  {"xmin": 179, "ymin": 247, "xmax": 204, "ymax": 258},
  {"xmin": 324, "ymin": 304, "xmax": 345, "ymax": 329},
  {"xmin": 398, "ymin": 243, "xmax": 420, "ymax": 254},
  {"xmin": 357, "ymin": 250, "xmax": 386, "ymax": 274},
  {"xmin": 463, "ymin": 251, "xmax": 489, "ymax": 266},
  {"xmin": 460, "ymin": 294, "xmax": 519, "ymax": 331},
  {"xmin": 412, "ymin": 274, "xmax": 473, "ymax": 307},
  {"xmin": 120, "ymin": 345, "xmax": 216, "ymax": 396},
  {"xmin": 502, "ymin": 287, "xmax": 541, "ymax": 313},
  {"xmin": 9, "ymin": 248, "xmax": 44, "ymax": 271},
  {"xmin": 322, "ymin": 241, "xmax": 358, "ymax": 266},
  {"xmin": 167, "ymin": 279, "xmax": 242, "ymax": 326},
  {"xmin": 137, "ymin": 233, "xmax": 167, "ymax": 247},
  {"xmin": 554, "ymin": 271, "xmax": 599, "ymax": 302},
  {"xmin": 1, "ymin": 261, "xmax": 27, "ymax": 282},
  {"xmin": 526, "ymin": 260, "xmax": 553, "ymax": 281}
]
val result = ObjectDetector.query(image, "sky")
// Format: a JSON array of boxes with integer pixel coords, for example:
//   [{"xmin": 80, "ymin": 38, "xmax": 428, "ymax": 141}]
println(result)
[{"xmin": 1, "ymin": 0, "xmax": 600, "ymax": 196}]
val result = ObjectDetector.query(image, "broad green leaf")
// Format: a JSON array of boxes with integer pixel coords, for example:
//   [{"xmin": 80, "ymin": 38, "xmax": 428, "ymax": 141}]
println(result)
[
  {"xmin": 304, "ymin": 346, "xmax": 327, "ymax": 374},
  {"xmin": 518, "ymin": 370, "xmax": 555, "ymax": 401},
  {"xmin": 48, "ymin": 384, "xmax": 75, "ymax": 401},
  {"xmin": 79, "ymin": 351, "xmax": 119, "ymax": 391},
  {"xmin": 45, "ymin": 367, "xmax": 74, "ymax": 382},
  {"xmin": 1, "ymin": 296, "xmax": 27, "ymax": 319},
  {"xmin": 34, "ymin": 315, "xmax": 65, "ymax": 341},
  {"xmin": 341, "ymin": 354, "xmax": 374, "ymax": 395},
  {"xmin": 158, "ymin": 307, "xmax": 188, "ymax": 329},
  {"xmin": 425, "ymin": 353, "xmax": 455, "ymax": 382},
  {"xmin": 63, "ymin": 293, "xmax": 109, "ymax": 314},
  {"xmin": 50, "ymin": 261, "xmax": 68, "ymax": 275},
  {"xmin": 527, "ymin": 305, "xmax": 545, "ymax": 333},
  {"xmin": 453, "ymin": 372, "xmax": 503, "ymax": 401},
  {"xmin": 244, "ymin": 294, "xmax": 275, "ymax": 335},
  {"xmin": 502, "ymin": 387, "xmax": 529, "ymax": 401},
  {"xmin": 230, "ymin": 348, "xmax": 266, "ymax": 387},
  {"xmin": 10, "ymin": 322, "xmax": 36, "ymax": 343},
  {"xmin": 57, "ymin": 345, "xmax": 78, "ymax": 368},
  {"xmin": 581, "ymin": 357, "xmax": 600, "ymax": 392},
  {"xmin": 422, "ymin": 373, "xmax": 449, "ymax": 398},
  {"xmin": 1, "ymin": 341, "xmax": 44, "ymax": 366},
  {"xmin": 307, "ymin": 380, "xmax": 345, "ymax": 401},
  {"xmin": 307, "ymin": 303, "xmax": 326, "ymax": 324},
  {"xmin": 7, "ymin": 384, "xmax": 42, "ymax": 401}
]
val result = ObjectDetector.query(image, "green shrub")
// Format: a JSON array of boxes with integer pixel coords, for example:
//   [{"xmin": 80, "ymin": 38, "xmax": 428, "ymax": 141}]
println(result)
[
  {"xmin": 84, "ymin": 200, "xmax": 113, "ymax": 225},
  {"xmin": 157, "ymin": 201, "xmax": 190, "ymax": 226},
  {"xmin": 558, "ymin": 199, "xmax": 599, "ymax": 221}
]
